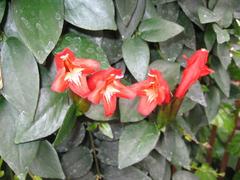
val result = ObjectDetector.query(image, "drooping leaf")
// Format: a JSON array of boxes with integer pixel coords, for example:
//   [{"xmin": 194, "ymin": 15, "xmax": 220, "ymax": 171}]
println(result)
[
  {"xmin": 64, "ymin": 0, "xmax": 116, "ymax": 30},
  {"xmin": 155, "ymin": 128, "xmax": 191, "ymax": 169},
  {"xmin": 61, "ymin": 146, "xmax": 93, "ymax": 179},
  {"xmin": 15, "ymin": 88, "xmax": 70, "ymax": 143},
  {"xmin": 0, "ymin": 0, "xmax": 6, "ymax": 23},
  {"xmin": 173, "ymin": 171, "xmax": 199, "ymax": 180},
  {"xmin": 0, "ymin": 98, "xmax": 39, "ymax": 179},
  {"xmin": 30, "ymin": 141, "xmax": 65, "ymax": 179},
  {"xmin": 12, "ymin": 0, "xmax": 64, "ymax": 63},
  {"xmin": 54, "ymin": 32, "xmax": 110, "ymax": 69},
  {"xmin": 139, "ymin": 17, "xmax": 184, "ymax": 42},
  {"xmin": 217, "ymin": 43, "xmax": 232, "ymax": 69},
  {"xmin": 149, "ymin": 60, "xmax": 180, "ymax": 90},
  {"xmin": 118, "ymin": 120, "xmax": 160, "ymax": 169},
  {"xmin": 122, "ymin": 37, "xmax": 150, "ymax": 81},
  {"xmin": 212, "ymin": 24, "xmax": 230, "ymax": 44},
  {"xmin": 1, "ymin": 37, "xmax": 39, "ymax": 123},
  {"xmin": 119, "ymin": 98, "xmax": 145, "ymax": 123},
  {"xmin": 198, "ymin": 6, "xmax": 221, "ymax": 24}
]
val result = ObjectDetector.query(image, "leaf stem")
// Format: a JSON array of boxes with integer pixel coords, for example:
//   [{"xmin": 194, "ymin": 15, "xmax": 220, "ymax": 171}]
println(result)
[{"xmin": 206, "ymin": 125, "xmax": 217, "ymax": 164}]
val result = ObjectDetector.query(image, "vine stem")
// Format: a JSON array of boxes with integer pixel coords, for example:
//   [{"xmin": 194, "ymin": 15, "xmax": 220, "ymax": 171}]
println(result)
[
  {"xmin": 206, "ymin": 125, "xmax": 217, "ymax": 164},
  {"xmin": 89, "ymin": 131, "xmax": 102, "ymax": 180}
]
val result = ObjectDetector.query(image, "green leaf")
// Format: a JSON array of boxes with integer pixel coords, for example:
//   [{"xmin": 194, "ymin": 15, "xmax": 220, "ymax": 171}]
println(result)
[
  {"xmin": 12, "ymin": 0, "xmax": 64, "ymax": 63},
  {"xmin": 173, "ymin": 171, "xmax": 198, "ymax": 180},
  {"xmin": 118, "ymin": 120, "xmax": 160, "ymax": 169},
  {"xmin": 178, "ymin": 0, "xmax": 204, "ymax": 29},
  {"xmin": 53, "ymin": 104, "xmax": 77, "ymax": 146},
  {"xmin": 61, "ymin": 146, "xmax": 93, "ymax": 179},
  {"xmin": 155, "ymin": 128, "xmax": 191, "ymax": 169},
  {"xmin": 15, "ymin": 88, "xmax": 70, "ymax": 143},
  {"xmin": 122, "ymin": 37, "xmax": 150, "ymax": 81},
  {"xmin": 195, "ymin": 164, "xmax": 218, "ymax": 180},
  {"xmin": 54, "ymin": 32, "xmax": 110, "ymax": 69},
  {"xmin": 211, "ymin": 57, "xmax": 230, "ymax": 97},
  {"xmin": 178, "ymin": 97, "xmax": 196, "ymax": 115},
  {"xmin": 228, "ymin": 133, "xmax": 240, "ymax": 156},
  {"xmin": 204, "ymin": 25, "xmax": 216, "ymax": 51},
  {"xmin": 204, "ymin": 86, "xmax": 221, "ymax": 123},
  {"xmin": 117, "ymin": 0, "xmax": 146, "ymax": 39},
  {"xmin": 0, "ymin": 98, "xmax": 39, "ymax": 179},
  {"xmin": 1, "ymin": 37, "xmax": 39, "ymax": 121},
  {"xmin": 186, "ymin": 81, "xmax": 207, "ymax": 107},
  {"xmin": 217, "ymin": 43, "xmax": 231, "ymax": 69},
  {"xmin": 98, "ymin": 141, "xmax": 118, "ymax": 166},
  {"xmin": 139, "ymin": 17, "xmax": 184, "ymax": 42},
  {"xmin": 0, "ymin": 0, "xmax": 6, "ymax": 23},
  {"xmin": 143, "ymin": 0, "xmax": 158, "ymax": 20},
  {"xmin": 212, "ymin": 24, "xmax": 230, "ymax": 44},
  {"xmin": 198, "ymin": 6, "xmax": 221, "ymax": 24},
  {"xmin": 115, "ymin": 0, "xmax": 137, "ymax": 26},
  {"xmin": 99, "ymin": 123, "xmax": 113, "ymax": 139},
  {"xmin": 119, "ymin": 98, "xmax": 145, "ymax": 123},
  {"xmin": 149, "ymin": 60, "xmax": 180, "ymax": 90},
  {"xmin": 213, "ymin": 0, "xmax": 233, "ymax": 28},
  {"xmin": 30, "ymin": 141, "xmax": 65, "ymax": 179},
  {"xmin": 157, "ymin": 2, "xmax": 180, "ymax": 22},
  {"xmin": 64, "ymin": 0, "xmax": 116, "ymax": 30}
]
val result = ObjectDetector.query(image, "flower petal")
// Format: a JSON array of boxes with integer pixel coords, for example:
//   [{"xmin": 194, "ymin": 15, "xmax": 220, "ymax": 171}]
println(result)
[
  {"xmin": 72, "ymin": 58, "xmax": 101, "ymax": 73},
  {"xmin": 88, "ymin": 81, "xmax": 105, "ymax": 104},
  {"xmin": 55, "ymin": 48, "xmax": 75, "ymax": 71},
  {"xmin": 200, "ymin": 66, "xmax": 214, "ymax": 77},
  {"xmin": 103, "ymin": 95, "xmax": 117, "ymax": 117},
  {"xmin": 51, "ymin": 69, "xmax": 68, "ymax": 92},
  {"xmin": 113, "ymin": 80, "xmax": 136, "ymax": 99},
  {"xmin": 138, "ymin": 96, "xmax": 158, "ymax": 116},
  {"xmin": 69, "ymin": 75, "xmax": 90, "ymax": 98}
]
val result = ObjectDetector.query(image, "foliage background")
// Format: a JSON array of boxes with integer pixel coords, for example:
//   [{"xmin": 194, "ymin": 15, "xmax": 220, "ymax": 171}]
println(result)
[{"xmin": 0, "ymin": 0, "xmax": 240, "ymax": 180}]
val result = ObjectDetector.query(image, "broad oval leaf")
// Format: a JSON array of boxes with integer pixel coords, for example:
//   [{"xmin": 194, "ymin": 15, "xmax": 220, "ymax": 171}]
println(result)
[
  {"xmin": 217, "ymin": 43, "xmax": 232, "ymax": 69},
  {"xmin": 15, "ymin": 88, "xmax": 70, "ymax": 143},
  {"xmin": 122, "ymin": 37, "xmax": 150, "ymax": 81},
  {"xmin": 12, "ymin": 0, "xmax": 64, "ymax": 63},
  {"xmin": 64, "ymin": 0, "xmax": 116, "ymax": 30},
  {"xmin": 139, "ymin": 17, "xmax": 184, "ymax": 42},
  {"xmin": 30, "ymin": 141, "xmax": 65, "ymax": 179},
  {"xmin": 198, "ymin": 6, "xmax": 221, "ymax": 24},
  {"xmin": 1, "ymin": 37, "xmax": 39, "ymax": 119},
  {"xmin": 0, "ymin": 98, "xmax": 39, "ymax": 179},
  {"xmin": 149, "ymin": 60, "xmax": 180, "ymax": 90},
  {"xmin": 212, "ymin": 24, "xmax": 230, "ymax": 44},
  {"xmin": 0, "ymin": 0, "xmax": 6, "ymax": 23},
  {"xmin": 118, "ymin": 120, "xmax": 160, "ymax": 169},
  {"xmin": 54, "ymin": 33, "xmax": 110, "ymax": 69}
]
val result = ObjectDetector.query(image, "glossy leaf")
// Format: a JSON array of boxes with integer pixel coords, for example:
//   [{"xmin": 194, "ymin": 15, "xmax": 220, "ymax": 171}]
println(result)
[
  {"xmin": 157, "ymin": 2, "xmax": 180, "ymax": 22},
  {"xmin": 12, "ymin": 0, "xmax": 64, "ymax": 63},
  {"xmin": 0, "ymin": 0, "xmax": 6, "ymax": 23},
  {"xmin": 139, "ymin": 17, "xmax": 184, "ymax": 42},
  {"xmin": 98, "ymin": 141, "xmax": 118, "ymax": 166},
  {"xmin": 155, "ymin": 128, "xmax": 191, "ymax": 169},
  {"xmin": 30, "ymin": 141, "xmax": 65, "ymax": 179},
  {"xmin": 149, "ymin": 60, "xmax": 180, "ymax": 90},
  {"xmin": 118, "ymin": 120, "xmax": 160, "ymax": 169},
  {"xmin": 122, "ymin": 37, "xmax": 150, "ymax": 81},
  {"xmin": 213, "ymin": 24, "xmax": 230, "ymax": 44},
  {"xmin": 15, "ymin": 88, "xmax": 70, "ymax": 143},
  {"xmin": 143, "ymin": 0, "xmax": 158, "ymax": 20},
  {"xmin": 54, "ymin": 33, "xmax": 110, "ymax": 69},
  {"xmin": 217, "ymin": 43, "xmax": 232, "ymax": 69},
  {"xmin": 204, "ymin": 25, "xmax": 216, "ymax": 51},
  {"xmin": 0, "ymin": 98, "xmax": 39, "ymax": 179},
  {"xmin": 64, "ymin": 0, "xmax": 116, "ymax": 30},
  {"xmin": 99, "ymin": 123, "xmax": 113, "ymax": 139},
  {"xmin": 1, "ymin": 37, "xmax": 39, "ymax": 121},
  {"xmin": 198, "ymin": 6, "xmax": 221, "ymax": 24}
]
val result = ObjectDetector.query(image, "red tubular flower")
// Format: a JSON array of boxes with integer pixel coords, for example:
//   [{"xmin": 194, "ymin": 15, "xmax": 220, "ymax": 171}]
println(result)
[
  {"xmin": 51, "ymin": 48, "xmax": 100, "ymax": 98},
  {"xmin": 130, "ymin": 69, "xmax": 171, "ymax": 116},
  {"xmin": 175, "ymin": 49, "xmax": 214, "ymax": 99},
  {"xmin": 87, "ymin": 67, "xmax": 136, "ymax": 117}
]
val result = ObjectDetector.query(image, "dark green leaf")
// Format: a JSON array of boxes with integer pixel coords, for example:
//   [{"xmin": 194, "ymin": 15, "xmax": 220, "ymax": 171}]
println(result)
[
  {"xmin": 228, "ymin": 133, "xmax": 240, "ymax": 156},
  {"xmin": 0, "ymin": 98, "xmax": 39, "ymax": 179},
  {"xmin": 12, "ymin": 0, "xmax": 64, "ymax": 63},
  {"xmin": 195, "ymin": 164, "xmax": 218, "ymax": 180},
  {"xmin": 103, "ymin": 166, "xmax": 151, "ymax": 180},
  {"xmin": 1, "ymin": 37, "xmax": 39, "ymax": 124},
  {"xmin": 173, "ymin": 170, "xmax": 198, "ymax": 180},
  {"xmin": 217, "ymin": 43, "xmax": 231, "ymax": 69},
  {"xmin": 212, "ymin": 24, "xmax": 230, "ymax": 44},
  {"xmin": 94, "ymin": 123, "xmax": 122, "ymax": 141},
  {"xmin": 204, "ymin": 86, "xmax": 221, "ymax": 123},
  {"xmin": 61, "ymin": 146, "xmax": 93, "ymax": 179},
  {"xmin": 118, "ymin": 120, "xmax": 160, "ymax": 169},
  {"xmin": 178, "ymin": 97, "xmax": 196, "ymax": 115},
  {"xmin": 15, "ymin": 88, "xmax": 70, "ymax": 143},
  {"xmin": 143, "ymin": 0, "xmax": 158, "ymax": 20},
  {"xmin": 115, "ymin": 0, "xmax": 137, "ymax": 26},
  {"xmin": 64, "ymin": 0, "xmax": 116, "ymax": 30},
  {"xmin": 119, "ymin": 98, "xmax": 145, "ymax": 123},
  {"xmin": 178, "ymin": 0, "xmax": 204, "ymax": 29},
  {"xmin": 149, "ymin": 60, "xmax": 180, "ymax": 90},
  {"xmin": 53, "ymin": 104, "xmax": 77, "ymax": 146},
  {"xmin": 155, "ymin": 128, "xmax": 191, "ymax": 169},
  {"xmin": 0, "ymin": 0, "xmax": 6, "ymax": 23},
  {"xmin": 98, "ymin": 141, "xmax": 118, "ymax": 166},
  {"xmin": 30, "ymin": 141, "xmax": 65, "ymax": 179},
  {"xmin": 211, "ymin": 57, "xmax": 230, "ymax": 97},
  {"xmin": 122, "ymin": 37, "xmax": 150, "ymax": 81},
  {"xmin": 204, "ymin": 25, "xmax": 216, "ymax": 51},
  {"xmin": 54, "ymin": 33, "xmax": 110, "ymax": 69},
  {"xmin": 156, "ymin": 2, "xmax": 180, "ymax": 22},
  {"xmin": 198, "ymin": 6, "xmax": 221, "ymax": 24},
  {"xmin": 139, "ymin": 17, "xmax": 184, "ymax": 42}
]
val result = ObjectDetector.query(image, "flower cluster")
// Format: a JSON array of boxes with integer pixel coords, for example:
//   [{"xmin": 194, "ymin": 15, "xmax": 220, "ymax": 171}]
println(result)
[{"xmin": 51, "ymin": 48, "xmax": 214, "ymax": 117}]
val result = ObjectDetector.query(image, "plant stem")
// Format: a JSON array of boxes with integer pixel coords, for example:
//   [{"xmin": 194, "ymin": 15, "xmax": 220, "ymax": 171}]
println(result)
[
  {"xmin": 89, "ymin": 131, "xmax": 102, "ymax": 180},
  {"xmin": 206, "ymin": 125, "xmax": 217, "ymax": 164},
  {"xmin": 235, "ymin": 158, "xmax": 240, "ymax": 171}
]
